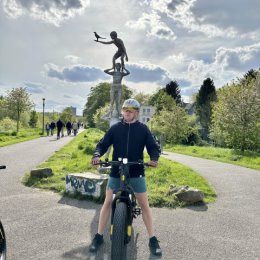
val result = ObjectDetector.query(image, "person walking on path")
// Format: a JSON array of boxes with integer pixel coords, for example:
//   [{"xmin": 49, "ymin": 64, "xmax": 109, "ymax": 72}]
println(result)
[
  {"xmin": 72, "ymin": 121, "xmax": 78, "ymax": 136},
  {"xmin": 66, "ymin": 121, "xmax": 72, "ymax": 136},
  {"xmin": 50, "ymin": 121, "xmax": 56, "ymax": 136},
  {"xmin": 89, "ymin": 98, "xmax": 162, "ymax": 256},
  {"xmin": 56, "ymin": 118, "xmax": 64, "ymax": 139},
  {"xmin": 45, "ymin": 122, "xmax": 50, "ymax": 136}
]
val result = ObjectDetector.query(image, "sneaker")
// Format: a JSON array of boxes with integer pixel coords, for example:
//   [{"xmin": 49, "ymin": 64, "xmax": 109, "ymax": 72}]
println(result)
[
  {"xmin": 89, "ymin": 233, "xmax": 104, "ymax": 252},
  {"xmin": 149, "ymin": 236, "xmax": 162, "ymax": 256}
]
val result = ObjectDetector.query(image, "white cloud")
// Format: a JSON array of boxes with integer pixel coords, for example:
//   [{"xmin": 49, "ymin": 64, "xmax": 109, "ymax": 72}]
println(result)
[
  {"xmin": 23, "ymin": 82, "xmax": 46, "ymax": 94},
  {"xmin": 44, "ymin": 63, "xmax": 107, "ymax": 82},
  {"xmin": 127, "ymin": 62, "xmax": 170, "ymax": 84},
  {"xmin": 43, "ymin": 61, "xmax": 170, "ymax": 85},
  {"xmin": 2, "ymin": 0, "xmax": 90, "ymax": 26},
  {"xmin": 215, "ymin": 43, "xmax": 260, "ymax": 71},
  {"xmin": 181, "ymin": 43, "xmax": 260, "ymax": 89},
  {"xmin": 126, "ymin": 11, "xmax": 176, "ymax": 40},
  {"xmin": 151, "ymin": 0, "xmax": 238, "ymax": 38}
]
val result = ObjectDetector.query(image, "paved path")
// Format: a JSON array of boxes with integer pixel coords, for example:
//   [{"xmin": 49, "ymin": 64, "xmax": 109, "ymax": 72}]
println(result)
[{"xmin": 1, "ymin": 137, "xmax": 260, "ymax": 260}]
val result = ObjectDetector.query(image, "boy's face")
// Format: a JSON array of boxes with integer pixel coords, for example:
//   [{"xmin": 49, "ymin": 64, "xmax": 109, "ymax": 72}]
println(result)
[{"xmin": 122, "ymin": 108, "xmax": 139, "ymax": 123}]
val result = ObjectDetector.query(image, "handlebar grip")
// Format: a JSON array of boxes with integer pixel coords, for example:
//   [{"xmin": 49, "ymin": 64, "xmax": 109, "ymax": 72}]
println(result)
[{"xmin": 0, "ymin": 165, "xmax": 6, "ymax": 169}]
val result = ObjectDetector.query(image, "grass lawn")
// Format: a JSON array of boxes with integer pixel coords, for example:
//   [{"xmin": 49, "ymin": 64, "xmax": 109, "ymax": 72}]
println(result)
[
  {"xmin": 22, "ymin": 128, "xmax": 216, "ymax": 208},
  {"xmin": 165, "ymin": 144, "xmax": 260, "ymax": 171},
  {"xmin": 0, "ymin": 128, "xmax": 42, "ymax": 147}
]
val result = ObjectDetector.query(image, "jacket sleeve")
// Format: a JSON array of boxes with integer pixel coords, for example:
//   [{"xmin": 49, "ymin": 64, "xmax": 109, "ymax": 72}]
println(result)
[
  {"xmin": 144, "ymin": 126, "xmax": 160, "ymax": 161},
  {"xmin": 93, "ymin": 129, "xmax": 113, "ymax": 157}
]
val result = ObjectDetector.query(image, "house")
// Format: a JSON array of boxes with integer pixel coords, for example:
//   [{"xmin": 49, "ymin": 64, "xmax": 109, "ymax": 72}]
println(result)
[{"xmin": 139, "ymin": 105, "xmax": 155, "ymax": 124}]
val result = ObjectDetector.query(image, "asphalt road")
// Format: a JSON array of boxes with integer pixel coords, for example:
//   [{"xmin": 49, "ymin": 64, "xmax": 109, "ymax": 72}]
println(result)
[{"xmin": 0, "ymin": 136, "xmax": 260, "ymax": 260}]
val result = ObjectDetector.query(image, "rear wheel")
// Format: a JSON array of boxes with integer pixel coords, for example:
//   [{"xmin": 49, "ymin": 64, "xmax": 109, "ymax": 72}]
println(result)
[
  {"xmin": 0, "ymin": 221, "xmax": 6, "ymax": 260},
  {"xmin": 111, "ymin": 202, "xmax": 128, "ymax": 260}
]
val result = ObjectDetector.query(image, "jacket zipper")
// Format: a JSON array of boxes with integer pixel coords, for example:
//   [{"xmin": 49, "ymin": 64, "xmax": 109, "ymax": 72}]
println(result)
[{"xmin": 126, "ymin": 123, "xmax": 130, "ymax": 157}]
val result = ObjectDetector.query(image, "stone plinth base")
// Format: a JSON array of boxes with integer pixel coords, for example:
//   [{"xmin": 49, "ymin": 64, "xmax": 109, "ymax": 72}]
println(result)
[{"xmin": 65, "ymin": 172, "xmax": 108, "ymax": 199}]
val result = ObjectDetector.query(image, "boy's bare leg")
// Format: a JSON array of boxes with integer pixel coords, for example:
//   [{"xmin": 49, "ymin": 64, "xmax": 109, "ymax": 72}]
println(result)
[{"xmin": 97, "ymin": 189, "xmax": 113, "ymax": 234}]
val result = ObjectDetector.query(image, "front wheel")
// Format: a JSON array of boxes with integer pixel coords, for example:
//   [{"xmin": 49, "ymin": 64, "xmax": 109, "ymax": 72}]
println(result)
[
  {"xmin": 111, "ymin": 202, "xmax": 128, "ymax": 260},
  {"xmin": 0, "ymin": 221, "xmax": 6, "ymax": 260}
]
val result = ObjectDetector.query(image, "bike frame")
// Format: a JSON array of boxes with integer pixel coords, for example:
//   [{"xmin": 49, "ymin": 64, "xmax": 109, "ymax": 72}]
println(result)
[
  {"xmin": 99, "ymin": 159, "xmax": 143, "ymax": 243},
  {"xmin": 111, "ymin": 160, "xmax": 140, "ymax": 244}
]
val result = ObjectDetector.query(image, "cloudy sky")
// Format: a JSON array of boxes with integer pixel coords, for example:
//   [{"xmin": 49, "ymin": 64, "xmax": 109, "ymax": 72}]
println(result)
[{"xmin": 1, "ymin": 0, "xmax": 260, "ymax": 115}]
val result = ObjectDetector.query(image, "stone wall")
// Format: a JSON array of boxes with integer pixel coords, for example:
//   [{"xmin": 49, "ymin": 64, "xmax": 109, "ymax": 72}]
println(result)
[{"xmin": 66, "ymin": 172, "xmax": 108, "ymax": 199}]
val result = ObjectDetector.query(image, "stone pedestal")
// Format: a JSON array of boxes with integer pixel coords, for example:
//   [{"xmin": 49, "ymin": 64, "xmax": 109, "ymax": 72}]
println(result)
[{"xmin": 65, "ymin": 172, "xmax": 108, "ymax": 199}]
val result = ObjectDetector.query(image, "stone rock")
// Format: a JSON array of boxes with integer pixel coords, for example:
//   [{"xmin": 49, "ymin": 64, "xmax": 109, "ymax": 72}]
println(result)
[
  {"xmin": 167, "ymin": 184, "xmax": 204, "ymax": 203},
  {"xmin": 30, "ymin": 168, "xmax": 53, "ymax": 178},
  {"xmin": 66, "ymin": 172, "xmax": 108, "ymax": 200}
]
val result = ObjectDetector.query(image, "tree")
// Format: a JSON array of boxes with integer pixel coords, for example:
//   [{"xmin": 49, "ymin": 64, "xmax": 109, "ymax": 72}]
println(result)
[
  {"xmin": 133, "ymin": 92, "xmax": 151, "ymax": 105},
  {"xmin": 83, "ymin": 82, "xmax": 132, "ymax": 127},
  {"xmin": 211, "ymin": 76, "xmax": 260, "ymax": 152},
  {"xmin": 240, "ymin": 69, "xmax": 258, "ymax": 85},
  {"xmin": 0, "ymin": 117, "xmax": 17, "ymax": 132},
  {"xmin": 195, "ymin": 78, "xmax": 217, "ymax": 140},
  {"xmin": 60, "ymin": 107, "xmax": 74, "ymax": 123},
  {"xmin": 149, "ymin": 80, "xmax": 182, "ymax": 114},
  {"xmin": 93, "ymin": 104, "xmax": 109, "ymax": 132},
  {"xmin": 0, "ymin": 95, "xmax": 14, "ymax": 120},
  {"xmin": 5, "ymin": 87, "xmax": 34, "ymax": 133},
  {"xmin": 165, "ymin": 80, "xmax": 182, "ymax": 105},
  {"xmin": 149, "ymin": 88, "xmax": 165, "ymax": 114},
  {"xmin": 29, "ymin": 110, "xmax": 38, "ymax": 128},
  {"xmin": 150, "ymin": 94, "xmax": 190, "ymax": 144}
]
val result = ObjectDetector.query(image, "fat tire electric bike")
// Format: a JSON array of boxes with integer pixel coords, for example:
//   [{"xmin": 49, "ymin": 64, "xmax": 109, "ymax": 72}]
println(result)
[{"xmin": 99, "ymin": 159, "xmax": 147, "ymax": 260}]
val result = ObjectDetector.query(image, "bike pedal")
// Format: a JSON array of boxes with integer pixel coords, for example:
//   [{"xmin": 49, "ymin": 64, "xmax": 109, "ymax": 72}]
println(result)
[{"xmin": 133, "ymin": 207, "xmax": 142, "ymax": 217}]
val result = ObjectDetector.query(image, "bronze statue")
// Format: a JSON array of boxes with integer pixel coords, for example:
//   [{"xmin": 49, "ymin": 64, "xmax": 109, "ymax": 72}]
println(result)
[
  {"xmin": 94, "ymin": 31, "xmax": 128, "ymax": 70},
  {"xmin": 104, "ymin": 63, "xmax": 130, "ymax": 117}
]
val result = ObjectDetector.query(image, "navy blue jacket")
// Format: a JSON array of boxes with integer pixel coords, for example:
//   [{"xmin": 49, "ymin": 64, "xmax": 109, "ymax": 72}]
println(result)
[{"xmin": 94, "ymin": 120, "xmax": 160, "ymax": 178}]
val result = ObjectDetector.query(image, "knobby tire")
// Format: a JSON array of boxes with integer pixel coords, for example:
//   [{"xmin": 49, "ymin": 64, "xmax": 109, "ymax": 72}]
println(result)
[
  {"xmin": 111, "ymin": 202, "xmax": 128, "ymax": 260},
  {"xmin": 0, "ymin": 222, "xmax": 6, "ymax": 260}
]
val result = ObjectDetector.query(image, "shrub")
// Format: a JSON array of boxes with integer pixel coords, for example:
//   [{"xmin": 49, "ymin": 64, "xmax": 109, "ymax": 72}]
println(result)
[{"xmin": 0, "ymin": 117, "xmax": 16, "ymax": 132}]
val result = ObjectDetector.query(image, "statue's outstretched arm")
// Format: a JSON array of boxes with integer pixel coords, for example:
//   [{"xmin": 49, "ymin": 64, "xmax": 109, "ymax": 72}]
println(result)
[{"xmin": 94, "ymin": 40, "xmax": 114, "ymax": 45}]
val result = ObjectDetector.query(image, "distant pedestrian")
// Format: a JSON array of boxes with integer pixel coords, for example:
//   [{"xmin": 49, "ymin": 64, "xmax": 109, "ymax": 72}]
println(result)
[
  {"xmin": 66, "ymin": 121, "xmax": 72, "ymax": 136},
  {"xmin": 50, "ymin": 121, "xmax": 56, "ymax": 136},
  {"xmin": 72, "ymin": 121, "xmax": 78, "ymax": 136},
  {"xmin": 45, "ymin": 122, "xmax": 50, "ymax": 136},
  {"xmin": 56, "ymin": 118, "xmax": 64, "ymax": 139},
  {"xmin": 61, "ymin": 122, "xmax": 65, "ymax": 137}
]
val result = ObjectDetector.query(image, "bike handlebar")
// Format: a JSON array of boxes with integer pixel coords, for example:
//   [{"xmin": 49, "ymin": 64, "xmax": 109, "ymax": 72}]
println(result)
[{"xmin": 97, "ymin": 160, "xmax": 150, "ymax": 168}]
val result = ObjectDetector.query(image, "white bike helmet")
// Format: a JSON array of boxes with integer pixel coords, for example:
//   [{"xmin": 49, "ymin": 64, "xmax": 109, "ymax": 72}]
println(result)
[{"xmin": 122, "ymin": 99, "xmax": 140, "ymax": 111}]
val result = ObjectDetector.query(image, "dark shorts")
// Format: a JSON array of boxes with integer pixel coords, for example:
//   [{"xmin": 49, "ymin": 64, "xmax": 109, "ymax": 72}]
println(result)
[{"xmin": 107, "ymin": 176, "xmax": 147, "ymax": 193}]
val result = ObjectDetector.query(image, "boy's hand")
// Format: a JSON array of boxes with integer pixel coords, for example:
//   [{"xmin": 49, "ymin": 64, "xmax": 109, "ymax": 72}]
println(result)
[
  {"xmin": 147, "ymin": 160, "xmax": 158, "ymax": 167},
  {"xmin": 92, "ymin": 156, "xmax": 100, "ymax": 166}
]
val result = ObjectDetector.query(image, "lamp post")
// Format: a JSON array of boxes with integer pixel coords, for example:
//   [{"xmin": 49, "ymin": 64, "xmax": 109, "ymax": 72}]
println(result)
[{"xmin": 42, "ymin": 98, "xmax": 45, "ymax": 135}]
